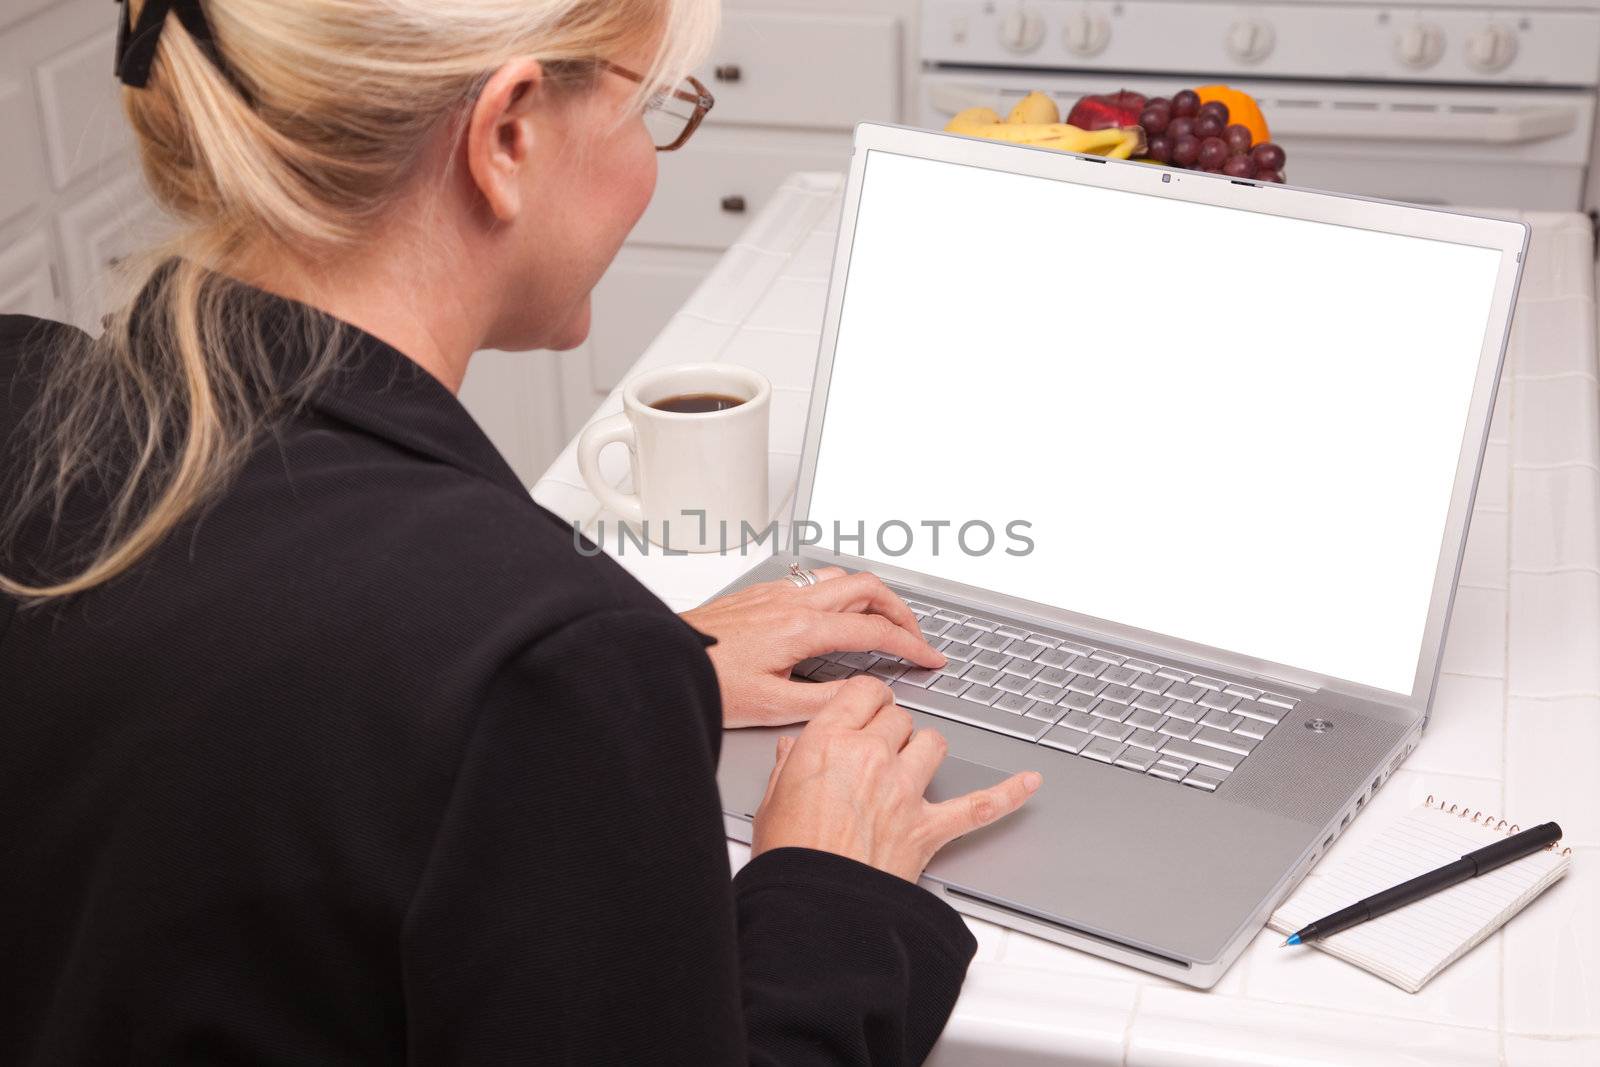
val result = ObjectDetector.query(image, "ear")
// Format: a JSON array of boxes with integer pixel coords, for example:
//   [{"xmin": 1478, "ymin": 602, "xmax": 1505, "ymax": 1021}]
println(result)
[{"xmin": 464, "ymin": 58, "xmax": 547, "ymax": 223}]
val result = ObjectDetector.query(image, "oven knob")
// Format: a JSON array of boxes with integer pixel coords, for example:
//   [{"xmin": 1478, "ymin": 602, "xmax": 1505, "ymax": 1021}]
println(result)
[
  {"xmin": 1063, "ymin": 9, "xmax": 1112, "ymax": 57},
  {"xmin": 997, "ymin": 8, "xmax": 1046, "ymax": 53},
  {"xmin": 1394, "ymin": 22, "xmax": 1445, "ymax": 69},
  {"xmin": 1465, "ymin": 24, "xmax": 1519, "ymax": 73},
  {"xmin": 1225, "ymin": 19, "xmax": 1276, "ymax": 64}
]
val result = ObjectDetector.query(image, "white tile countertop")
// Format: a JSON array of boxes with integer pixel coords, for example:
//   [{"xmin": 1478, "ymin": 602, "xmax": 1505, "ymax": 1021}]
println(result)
[{"xmin": 532, "ymin": 172, "xmax": 1600, "ymax": 1065}]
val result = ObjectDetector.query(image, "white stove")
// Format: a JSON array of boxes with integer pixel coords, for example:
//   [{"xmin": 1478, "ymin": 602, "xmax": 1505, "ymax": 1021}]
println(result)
[{"xmin": 919, "ymin": 0, "xmax": 1600, "ymax": 210}]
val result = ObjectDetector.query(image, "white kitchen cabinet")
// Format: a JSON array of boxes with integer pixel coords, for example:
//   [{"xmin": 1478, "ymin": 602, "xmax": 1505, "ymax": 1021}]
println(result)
[
  {"xmin": 550, "ymin": 0, "xmax": 916, "ymax": 443},
  {"xmin": 0, "ymin": 231, "xmax": 57, "ymax": 319}
]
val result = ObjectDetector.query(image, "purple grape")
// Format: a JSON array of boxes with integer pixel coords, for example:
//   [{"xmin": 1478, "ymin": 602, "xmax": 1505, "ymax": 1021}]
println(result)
[
  {"xmin": 1257, "ymin": 169, "xmax": 1285, "ymax": 183},
  {"xmin": 1199, "ymin": 100, "xmax": 1230, "ymax": 125},
  {"xmin": 1171, "ymin": 90, "xmax": 1200, "ymax": 118},
  {"xmin": 1171, "ymin": 134, "xmax": 1201, "ymax": 167},
  {"xmin": 1197, "ymin": 137, "xmax": 1230, "ymax": 170},
  {"xmin": 1250, "ymin": 142, "xmax": 1287, "ymax": 172},
  {"xmin": 1139, "ymin": 106, "xmax": 1170, "ymax": 136},
  {"xmin": 1146, "ymin": 96, "xmax": 1170, "ymax": 111},
  {"xmin": 1146, "ymin": 134, "xmax": 1173, "ymax": 163},
  {"xmin": 1168, "ymin": 116, "xmax": 1196, "ymax": 141},
  {"xmin": 1224, "ymin": 124, "xmax": 1253, "ymax": 154},
  {"xmin": 1221, "ymin": 155, "xmax": 1255, "ymax": 178},
  {"xmin": 1194, "ymin": 115, "xmax": 1225, "ymax": 140}
]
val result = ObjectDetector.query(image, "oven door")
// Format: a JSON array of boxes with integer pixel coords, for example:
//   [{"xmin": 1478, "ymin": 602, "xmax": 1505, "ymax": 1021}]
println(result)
[{"xmin": 922, "ymin": 68, "xmax": 1595, "ymax": 210}]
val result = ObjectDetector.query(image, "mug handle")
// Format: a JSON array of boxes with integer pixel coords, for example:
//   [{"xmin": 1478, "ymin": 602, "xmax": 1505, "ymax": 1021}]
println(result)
[{"xmin": 576, "ymin": 413, "xmax": 646, "ymax": 524}]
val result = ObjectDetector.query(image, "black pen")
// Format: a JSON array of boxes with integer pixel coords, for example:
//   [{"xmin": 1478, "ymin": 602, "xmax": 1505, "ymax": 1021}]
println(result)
[{"xmin": 1282, "ymin": 821, "xmax": 1564, "ymax": 946}]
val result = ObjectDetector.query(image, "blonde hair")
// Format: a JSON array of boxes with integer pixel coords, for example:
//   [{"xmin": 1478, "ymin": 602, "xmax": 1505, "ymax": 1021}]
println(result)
[{"xmin": 1, "ymin": 0, "xmax": 719, "ymax": 603}]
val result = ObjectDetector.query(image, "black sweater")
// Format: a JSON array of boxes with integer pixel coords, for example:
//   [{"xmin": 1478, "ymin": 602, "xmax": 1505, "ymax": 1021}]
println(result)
[{"xmin": 0, "ymin": 297, "xmax": 976, "ymax": 1065}]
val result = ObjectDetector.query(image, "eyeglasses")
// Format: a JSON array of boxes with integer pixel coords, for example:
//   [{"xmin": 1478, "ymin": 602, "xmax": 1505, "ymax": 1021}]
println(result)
[{"xmin": 596, "ymin": 59, "xmax": 715, "ymax": 152}]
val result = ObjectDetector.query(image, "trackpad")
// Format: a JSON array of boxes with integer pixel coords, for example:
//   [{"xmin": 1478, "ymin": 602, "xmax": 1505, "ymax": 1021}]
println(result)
[{"xmin": 925, "ymin": 755, "xmax": 1014, "ymax": 804}]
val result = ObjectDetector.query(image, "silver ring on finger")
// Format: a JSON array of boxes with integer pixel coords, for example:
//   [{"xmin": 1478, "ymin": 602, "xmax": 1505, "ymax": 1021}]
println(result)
[{"xmin": 787, "ymin": 561, "xmax": 819, "ymax": 588}]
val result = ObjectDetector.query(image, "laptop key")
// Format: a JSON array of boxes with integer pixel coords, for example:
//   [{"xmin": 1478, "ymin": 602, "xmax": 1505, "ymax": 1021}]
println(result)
[
  {"xmin": 1123, "ymin": 658, "xmax": 1159, "ymax": 674},
  {"xmin": 1147, "ymin": 761, "xmax": 1187, "ymax": 782},
  {"xmin": 974, "ymin": 649, "xmax": 1008, "ymax": 669},
  {"xmin": 1089, "ymin": 699, "xmax": 1131, "ymax": 722},
  {"xmin": 1155, "ymin": 667, "xmax": 1192, "ymax": 682},
  {"xmin": 1091, "ymin": 719, "xmax": 1135, "ymax": 742},
  {"xmin": 1133, "ymin": 692, "xmax": 1173, "ymax": 714},
  {"xmin": 1100, "ymin": 665, "xmax": 1140, "ymax": 686},
  {"xmin": 1024, "ymin": 701, "xmax": 1066, "ymax": 725},
  {"xmin": 1198, "ymin": 690, "xmax": 1239, "ymax": 713},
  {"xmin": 1166, "ymin": 682, "xmax": 1205, "ymax": 703},
  {"xmin": 1066, "ymin": 656, "xmax": 1106, "ymax": 678},
  {"xmin": 1159, "ymin": 738, "xmax": 1239, "ymax": 772},
  {"xmin": 812, "ymin": 662, "xmax": 853, "ymax": 681},
  {"xmin": 1132, "ymin": 673, "xmax": 1171, "ymax": 695},
  {"xmin": 1040, "ymin": 726, "xmax": 1090, "ymax": 753},
  {"xmin": 1034, "ymin": 648, "xmax": 1073, "ymax": 669},
  {"xmin": 1157, "ymin": 717, "xmax": 1202, "ymax": 740},
  {"xmin": 1059, "ymin": 690, "xmax": 1098, "ymax": 713},
  {"xmin": 1060, "ymin": 710, "xmax": 1098, "ymax": 733},
  {"xmin": 1235, "ymin": 718, "xmax": 1272, "ymax": 740},
  {"xmin": 946, "ymin": 625, "xmax": 983, "ymax": 646},
  {"xmin": 1000, "ymin": 658, "xmax": 1042, "ymax": 680},
  {"xmin": 1259, "ymin": 692, "xmax": 1298, "ymax": 710},
  {"xmin": 1066, "ymin": 674, "xmax": 1107, "ymax": 697},
  {"xmin": 934, "ymin": 610, "xmax": 967, "ymax": 624},
  {"xmin": 895, "ymin": 684, "xmax": 1044, "ymax": 741},
  {"xmin": 793, "ymin": 657, "xmax": 828, "ymax": 678},
  {"xmin": 930, "ymin": 675, "xmax": 971, "ymax": 697},
  {"xmin": 943, "ymin": 641, "xmax": 978, "ymax": 662},
  {"xmin": 1089, "ymin": 650, "xmax": 1124, "ymax": 666},
  {"xmin": 836, "ymin": 652, "xmax": 874, "ymax": 670},
  {"xmin": 1233, "ymin": 699, "xmax": 1281, "ymax": 724},
  {"xmin": 1200, "ymin": 709, "xmax": 1244, "ymax": 732},
  {"xmin": 1125, "ymin": 707, "xmax": 1163, "ymax": 731},
  {"xmin": 1126, "ymin": 728, "xmax": 1166, "ymax": 751},
  {"xmin": 868, "ymin": 659, "xmax": 908, "ymax": 682},
  {"xmin": 961, "ymin": 616, "xmax": 996, "ymax": 632},
  {"xmin": 1164, "ymin": 700, "xmax": 1203, "ymax": 723},
  {"xmin": 1027, "ymin": 682, "xmax": 1067, "ymax": 703},
  {"xmin": 974, "ymin": 633, "xmax": 1011, "ymax": 652},
  {"xmin": 1155, "ymin": 757, "xmax": 1195, "ymax": 777},
  {"xmin": 961, "ymin": 683, "xmax": 1001, "ymax": 705},
  {"xmin": 1194, "ymin": 726, "xmax": 1256, "ymax": 757},
  {"xmin": 920, "ymin": 618, "xmax": 951, "ymax": 639},
  {"xmin": 1224, "ymin": 684, "xmax": 1263, "ymax": 699},
  {"xmin": 1034, "ymin": 666, "xmax": 1072, "ymax": 687},
  {"xmin": 994, "ymin": 625, "xmax": 1028, "ymax": 639},
  {"xmin": 1116, "ymin": 747, "xmax": 1159, "ymax": 772},
  {"xmin": 995, "ymin": 673, "xmax": 1032, "ymax": 695},
  {"xmin": 1081, "ymin": 737, "xmax": 1126, "ymax": 763},
  {"xmin": 994, "ymin": 692, "xmax": 1034, "ymax": 715},
  {"xmin": 1098, "ymin": 683, "xmax": 1139, "ymax": 705},
  {"xmin": 1183, "ymin": 766, "xmax": 1228, "ymax": 792},
  {"xmin": 962, "ymin": 665, "xmax": 1002, "ymax": 687},
  {"xmin": 1057, "ymin": 639, "xmax": 1093, "ymax": 656},
  {"xmin": 1002, "ymin": 639, "xmax": 1039, "ymax": 660}
]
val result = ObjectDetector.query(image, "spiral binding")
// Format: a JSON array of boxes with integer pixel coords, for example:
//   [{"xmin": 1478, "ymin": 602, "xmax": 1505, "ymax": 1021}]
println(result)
[{"xmin": 1424, "ymin": 794, "xmax": 1572, "ymax": 856}]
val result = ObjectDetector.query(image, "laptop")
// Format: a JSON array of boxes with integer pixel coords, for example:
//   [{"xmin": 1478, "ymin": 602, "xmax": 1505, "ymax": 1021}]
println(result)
[{"xmin": 709, "ymin": 121, "xmax": 1528, "ymax": 989}]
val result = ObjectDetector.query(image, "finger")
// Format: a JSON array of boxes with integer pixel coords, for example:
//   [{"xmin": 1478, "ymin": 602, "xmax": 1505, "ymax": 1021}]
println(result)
[
  {"xmin": 812, "ymin": 674, "xmax": 895, "ymax": 731},
  {"xmin": 798, "ymin": 611, "xmax": 946, "ymax": 669},
  {"xmin": 808, "ymin": 566, "xmax": 850, "ymax": 583},
  {"xmin": 762, "ymin": 677, "xmax": 860, "ymax": 725},
  {"xmin": 801, "ymin": 572, "xmax": 929, "ymax": 652},
  {"xmin": 924, "ymin": 770, "xmax": 1043, "ymax": 847},
  {"xmin": 899, "ymin": 728, "xmax": 949, "ymax": 791},
  {"xmin": 758, "ymin": 735, "xmax": 795, "ymax": 810},
  {"xmin": 860, "ymin": 701, "xmax": 915, "ymax": 751}
]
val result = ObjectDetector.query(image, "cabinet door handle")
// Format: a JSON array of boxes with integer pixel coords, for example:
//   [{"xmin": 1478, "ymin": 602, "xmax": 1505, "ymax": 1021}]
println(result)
[
  {"xmin": 714, "ymin": 63, "xmax": 742, "ymax": 83},
  {"xmin": 720, "ymin": 195, "xmax": 747, "ymax": 213}
]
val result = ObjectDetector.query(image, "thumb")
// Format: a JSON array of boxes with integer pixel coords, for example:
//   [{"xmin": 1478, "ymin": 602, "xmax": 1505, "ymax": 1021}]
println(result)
[{"xmin": 759, "ymin": 735, "xmax": 795, "ymax": 809}]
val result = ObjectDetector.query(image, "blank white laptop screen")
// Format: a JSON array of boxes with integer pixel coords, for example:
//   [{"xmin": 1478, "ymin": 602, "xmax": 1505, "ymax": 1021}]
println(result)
[{"xmin": 806, "ymin": 149, "xmax": 1504, "ymax": 695}]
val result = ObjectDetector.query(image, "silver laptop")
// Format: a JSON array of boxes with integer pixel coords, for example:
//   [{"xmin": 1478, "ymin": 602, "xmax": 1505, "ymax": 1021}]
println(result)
[{"xmin": 709, "ymin": 121, "xmax": 1527, "ymax": 989}]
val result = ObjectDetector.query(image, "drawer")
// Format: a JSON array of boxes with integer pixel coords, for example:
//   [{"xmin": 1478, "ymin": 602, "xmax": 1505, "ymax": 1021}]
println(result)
[
  {"xmin": 585, "ymin": 245, "xmax": 722, "ymax": 394},
  {"xmin": 699, "ymin": 10, "xmax": 900, "ymax": 130},
  {"xmin": 0, "ymin": 76, "xmax": 46, "ymax": 228},
  {"xmin": 0, "ymin": 230, "xmax": 57, "ymax": 318},
  {"xmin": 633, "ymin": 126, "xmax": 849, "ymax": 250}
]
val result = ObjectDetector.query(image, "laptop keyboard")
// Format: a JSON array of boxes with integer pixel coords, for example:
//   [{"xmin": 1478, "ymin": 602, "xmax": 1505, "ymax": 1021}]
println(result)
[{"xmin": 792, "ymin": 595, "xmax": 1300, "ymax": 793}]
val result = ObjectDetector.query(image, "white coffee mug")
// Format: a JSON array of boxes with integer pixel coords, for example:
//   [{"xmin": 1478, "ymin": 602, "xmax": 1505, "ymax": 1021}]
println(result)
[{"xmin": 576, "ymin": 362, "xmax": 770, "ymax": 552}]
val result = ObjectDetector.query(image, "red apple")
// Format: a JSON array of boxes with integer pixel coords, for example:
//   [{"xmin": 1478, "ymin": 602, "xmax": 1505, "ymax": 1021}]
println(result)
[{"xmin": 1067, "ymin": 89, "xmax": 1149, "ymax": 131}]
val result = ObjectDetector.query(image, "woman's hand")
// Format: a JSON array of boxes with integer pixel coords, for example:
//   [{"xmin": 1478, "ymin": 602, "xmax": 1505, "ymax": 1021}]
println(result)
[
  {"xmin": 681, "ymin": 567, "xmax": 947, "ymax": 729},
  {"xmin": 750, "ymin": 676, "xmax": 1042, "ymax": 882}
]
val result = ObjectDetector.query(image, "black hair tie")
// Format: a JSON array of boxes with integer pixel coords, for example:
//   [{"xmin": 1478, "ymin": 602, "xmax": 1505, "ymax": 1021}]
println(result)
[{"xmin": 115, "ymin": 0, "xmax": 249, "ymax": 99}]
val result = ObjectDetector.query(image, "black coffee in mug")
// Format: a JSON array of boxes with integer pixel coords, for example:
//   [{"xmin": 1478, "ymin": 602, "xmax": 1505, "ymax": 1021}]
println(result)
[{"xmin": 650, "ymin": 392, "xmax": 746, "ymax": 414}]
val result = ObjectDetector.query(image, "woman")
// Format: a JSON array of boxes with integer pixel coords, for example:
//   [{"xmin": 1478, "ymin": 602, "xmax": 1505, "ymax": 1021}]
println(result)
[{"xmin": 0, "ymin": 1, "xmax": 1040, "ymax": 1063}]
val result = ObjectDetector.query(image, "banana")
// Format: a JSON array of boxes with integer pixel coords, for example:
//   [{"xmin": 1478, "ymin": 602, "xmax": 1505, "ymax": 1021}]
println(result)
[
  {"xmin": 1006, "ymin": 91, "xmax": 1059, "ymax": 125},
  {"xmin": 952, "ymin": 120, "xmax": 1146, "ymax": 160},
  {"xmin": 946, "ymin": 106, "xmax": 1003, "ymax": 131}
]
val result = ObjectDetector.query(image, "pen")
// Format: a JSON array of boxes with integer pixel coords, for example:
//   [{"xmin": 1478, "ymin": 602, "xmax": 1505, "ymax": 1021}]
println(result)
[{"xmin": 1282, "ymin": 820, "xmax": 1564, "ymax": 946}]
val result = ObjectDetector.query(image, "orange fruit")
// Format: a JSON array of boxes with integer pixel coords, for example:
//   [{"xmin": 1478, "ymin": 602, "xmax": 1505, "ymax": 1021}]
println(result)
[{"xmin": 1194, "ymin": 85, "xmax": 1270, "ymax": 145}]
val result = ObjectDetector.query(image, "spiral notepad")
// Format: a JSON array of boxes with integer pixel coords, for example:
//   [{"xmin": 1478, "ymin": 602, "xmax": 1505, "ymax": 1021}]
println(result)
[{"xmin": 1267, "ymin": 795, "xmax": 1571, "ymax": 993}]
